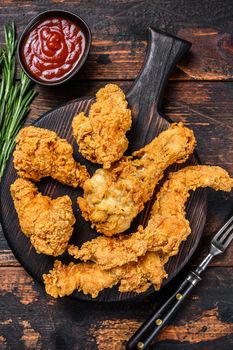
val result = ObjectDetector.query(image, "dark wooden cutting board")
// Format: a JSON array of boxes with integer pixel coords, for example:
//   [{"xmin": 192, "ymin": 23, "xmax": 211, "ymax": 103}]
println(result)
[{"xmin": 0, "ymin": 28, "xmax": 207, "ymax": 302}]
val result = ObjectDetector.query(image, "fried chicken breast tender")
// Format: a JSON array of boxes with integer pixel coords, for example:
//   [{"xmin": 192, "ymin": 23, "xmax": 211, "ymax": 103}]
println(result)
[
  {"xmin": 10, "ymin": 178, "xmax": 75, "ymax": 256},
  {"xmin": 69, "ymin": 165, "xmax": 233, "ymax": 269},
  {"xmin": 13, "ymin": 126, "xmax": 89, "ymax": 188},
  {"xmin": 43, "ymin": 252, "xmax": 166, "ymax": 298},
  {"xmin": 72, "ymin": 84, "xmax": 132, "ymax": 168},
  {"xmin": 118, "ymin": 252, "xmax": 167, "ymax": 294},
  {"xmin": 78, "ymin": 123, "xmax": 196, "ymax": 236}
]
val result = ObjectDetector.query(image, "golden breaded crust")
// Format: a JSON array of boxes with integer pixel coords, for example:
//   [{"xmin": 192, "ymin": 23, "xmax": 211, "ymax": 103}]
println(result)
[
  {"xmin": 43, "ymin": 252, "xmax": 166, "ymax": 298},
  {"xmin": 13, "ymin": 126, "xmax": 89, "ymax": 188},
  {"xmin": 72, "ymin": 84, "xmax": 132, "ymax": 168},
  {"xmin": 10, "ymin": 178, "xmax": 75, "ymax": 256}
]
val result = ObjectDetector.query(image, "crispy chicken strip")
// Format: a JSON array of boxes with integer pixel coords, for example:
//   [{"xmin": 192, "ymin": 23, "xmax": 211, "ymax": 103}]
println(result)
[
  {"xmin": 13, "ymin": 126, "xmax": 89, "ymax": 188},
  {"xmin": 10, "ymin": 178, "xmax": 75, "ymax": 256},
  {"xmin": 72, "ymin": 84, "xmax": 132, "ymax": 168},
  {"xmin": 118, "ymin": 252, "xmax": 167, "ymax": 294},
  {"xmin": 43, "ymin": 260, "xmax": 118, "ymax": 298},
  {"xmin": 78, "ymin": 123, "xmax": 195, "ymax": 235},
  {"xmin": 69, "ymin": 165, "xmax": 233, "ymax": 268},
  {"xmin": 43, "ymin": 252, "xmax": 166, "ymax": 298}
]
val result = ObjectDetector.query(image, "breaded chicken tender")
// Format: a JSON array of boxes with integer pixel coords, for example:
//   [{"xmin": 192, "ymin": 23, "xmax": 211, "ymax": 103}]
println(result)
[
  {"xmin": 72, "ymin": 84, "xmax": 132, "ymax": 168},
  {"xmin": 70, "ymin": 165, "xmax": 233, "ymax": 268},
  {"xmin": 118, "ymin": 252, "xmax": 167, "ymax": 294},
  {"xmin": 43, "ymin": 252, "xmax": 166, "ymax": 298},
  {"xmin": 78, "ymin": 123, "xmax": 195, "ymax": 235},
  {"xmin": 10, "ymin": 178, "xmax": 75, "ymax": 256},
  {"xmin": 13, "ymin": 126, "xmax": 89, "ymax": 188}
]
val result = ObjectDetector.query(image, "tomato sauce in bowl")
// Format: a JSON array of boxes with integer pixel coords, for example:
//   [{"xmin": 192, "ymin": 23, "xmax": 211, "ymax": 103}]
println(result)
[{"xmin": 18, "ymin": 11, "xmax": 91, "ymax": 85}]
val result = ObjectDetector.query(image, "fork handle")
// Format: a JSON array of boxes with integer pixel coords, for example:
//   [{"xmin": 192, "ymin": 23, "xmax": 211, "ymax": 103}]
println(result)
[{"xmin": 126, "ymin": 271, "xmax": 201, "ymax": 350}]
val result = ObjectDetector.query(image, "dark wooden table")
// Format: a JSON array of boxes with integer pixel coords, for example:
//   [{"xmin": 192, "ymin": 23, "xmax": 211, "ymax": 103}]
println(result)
[{"xmin": 0, "ymin": 1, "xmax": 233, "ymax": 349}]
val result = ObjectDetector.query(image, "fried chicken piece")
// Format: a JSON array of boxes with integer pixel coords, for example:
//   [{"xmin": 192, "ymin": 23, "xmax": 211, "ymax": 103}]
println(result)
[
  {"xmin": 13, "ymin": 126, "xmax": 89, "ymax": 188},
  {"xmin": 10, "ymin": 178, "xmax": 75, "ymax": 256},
  {"xmin": 43, "ymin": 260, "xmax": 118, "ymax": 298},
  {"xmin": 118, "ymin": 252, "xmax": 167, "ymax": 294},
  {"xmin": 43, "ymin": 252, "xmax": 166, "ymax": 298},
  {"xmin": 78, "ymin": 123, "xmax": 195, "ymax": 236},
  {"xmin": 70, "ymin": 165, "xmax": 233, "ymax": 269},
  {"xmin": 72, "ymin": 84, "xmax": 132, "ymax": 168}
]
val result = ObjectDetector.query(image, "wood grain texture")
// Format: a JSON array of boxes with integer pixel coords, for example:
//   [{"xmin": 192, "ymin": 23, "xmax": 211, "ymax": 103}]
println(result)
[
  {"xmin": 0, "ymin": 266, "xmax": 232, "ymax": 349},
  {"xmin": 0, "ymin": 0, "xmax": 232, "ymax": 80},
  {"xmin": 23, "ymin": 81, "xmax": 233, "ymax": 124}
]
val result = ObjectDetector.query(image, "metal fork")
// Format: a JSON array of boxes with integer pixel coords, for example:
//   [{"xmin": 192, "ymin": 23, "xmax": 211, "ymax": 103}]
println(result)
[{"xmin": 126, "ymin": 215, "xmax": 233, "ymax": 350}]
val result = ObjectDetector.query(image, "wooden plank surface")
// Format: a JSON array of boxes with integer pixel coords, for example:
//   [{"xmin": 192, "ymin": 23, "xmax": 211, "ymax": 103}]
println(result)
[
  {"xmin": 0, "ymin": 0, "xmax": 232, "ymax": 80},
  {"xmin": 0, "ymin": 266, "xmax": 232, "ymax": 349},
  {"xmin": 0, "ymin": 0, "xmax": 233, "ymax": 349}
]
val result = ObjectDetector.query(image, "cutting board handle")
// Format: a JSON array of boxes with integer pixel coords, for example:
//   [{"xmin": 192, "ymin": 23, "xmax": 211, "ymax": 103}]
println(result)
[
  {"xmin": 127, "ymin": 27, "xmax": 191, "ymax": 109},
  {"xmin": 126, "ymin": 27, "xmax": 191, "ymax": 151}
]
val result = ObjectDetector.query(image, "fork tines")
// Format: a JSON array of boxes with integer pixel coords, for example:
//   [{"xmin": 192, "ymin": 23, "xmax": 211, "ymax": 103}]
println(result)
[{"xmin": 213, "ymin": 215, "xmax": 233, "ymax": 250}]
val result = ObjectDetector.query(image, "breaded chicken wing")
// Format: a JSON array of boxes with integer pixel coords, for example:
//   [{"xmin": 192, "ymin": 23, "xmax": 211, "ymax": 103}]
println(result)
[
  {"xmin": 10, "ymin": 178, "xmax": 75, "ymax": 256},
  {"xmin": 70, "ymin": 165, "xmax": 233, "ymax": 268},
  {"xmin": 43, "ymin": 252, "xmax": 166, "ymax": 298},
  {"xmin": 72, "ymin": 84, "xmax": 132, "ymax": 168},
  {"xmin": 78, "ymin": 123, "xmax": 196, "ymax": 236},
  {"xmin": 13, "ymin": 126, "xmax": 89, "ymax": 188}
]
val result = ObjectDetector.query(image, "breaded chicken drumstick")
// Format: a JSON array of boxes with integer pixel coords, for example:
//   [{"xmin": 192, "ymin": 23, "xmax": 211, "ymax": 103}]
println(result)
[
  {"xmin": 10, "ymin": 178, "xmax": 75, "ymax": 256},
  {"xmin": 13, "ymin": 126, "xmax": 89, "ymax": 188},
  {"xmin": 78, "ymin": 123, "xmax": 195, "ymax": 236},
  {"xmin": 72, "ymin": 84, "xmax": 132, "ymax": 168}
]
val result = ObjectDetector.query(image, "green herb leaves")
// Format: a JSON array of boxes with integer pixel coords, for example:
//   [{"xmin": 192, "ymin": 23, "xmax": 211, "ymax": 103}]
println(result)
[{"xmin": 0, "ymin": 23, "xmax": 36, "ymax": 177}]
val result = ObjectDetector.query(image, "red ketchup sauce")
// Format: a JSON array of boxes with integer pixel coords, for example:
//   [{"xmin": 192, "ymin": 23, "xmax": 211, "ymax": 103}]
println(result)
[{"xmin": 21, "ymin": 17, "xmax": 86, "ymax": 82}]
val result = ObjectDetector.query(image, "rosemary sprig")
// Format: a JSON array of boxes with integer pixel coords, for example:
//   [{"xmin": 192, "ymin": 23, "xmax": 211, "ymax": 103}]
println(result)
[{"xmin": 0, "ymin": 23, "xmax": 36, "ymax": 177}]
